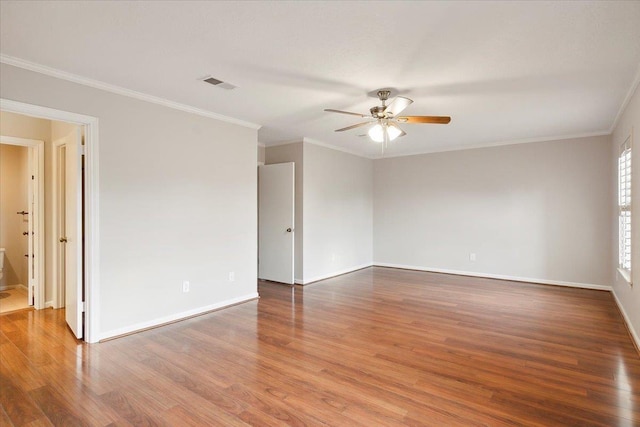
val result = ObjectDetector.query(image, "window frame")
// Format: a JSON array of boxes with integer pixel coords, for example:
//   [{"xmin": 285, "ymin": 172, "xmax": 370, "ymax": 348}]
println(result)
[{"xmin": 618, "ymin": 134, "xmax": 632, "ymax": 285}]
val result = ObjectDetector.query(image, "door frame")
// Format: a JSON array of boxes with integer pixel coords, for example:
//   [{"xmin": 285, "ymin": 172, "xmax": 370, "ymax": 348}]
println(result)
[
  {"xmin": 0, "ymin": 135, "xmax": 44, "ymax": 308},
  {"xmin": 258, "ymin": 162, "xmax": 295, "ymax": 284},
  {"xmin": 1, "ymin": 98, "xmax": 101, "ymax": 343}
]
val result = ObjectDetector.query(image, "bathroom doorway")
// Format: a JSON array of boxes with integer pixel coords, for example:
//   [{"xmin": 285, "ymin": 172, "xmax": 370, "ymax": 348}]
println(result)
[{"xmin": 0, "ymin": 136, "xmax": 45, "ymax": 314}]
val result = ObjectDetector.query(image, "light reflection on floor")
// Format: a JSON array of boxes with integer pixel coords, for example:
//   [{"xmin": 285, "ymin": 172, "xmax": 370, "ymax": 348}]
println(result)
[{"xmin": 617, "ymin": 356, "xmax": 634, "ymax": 424}]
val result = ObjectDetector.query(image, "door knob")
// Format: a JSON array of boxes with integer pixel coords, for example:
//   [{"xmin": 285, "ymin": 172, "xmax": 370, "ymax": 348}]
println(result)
[
  {"xmin": 59, "ymin": 237, "xmax": 68, "ymax": 243},
  {"xmin": 286, "ymin": 228, "xmax": 292, "ymax": 232}
]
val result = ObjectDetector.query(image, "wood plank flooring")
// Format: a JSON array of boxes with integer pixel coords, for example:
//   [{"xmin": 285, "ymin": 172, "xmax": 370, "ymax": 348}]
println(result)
[{"xmin": 1, "ymin": 266, "xmax": 639, "ymax": 426}]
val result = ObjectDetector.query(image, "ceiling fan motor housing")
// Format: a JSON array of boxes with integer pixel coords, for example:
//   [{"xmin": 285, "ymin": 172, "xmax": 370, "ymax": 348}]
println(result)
[
  {"xmin": 377, "ymin": 90, "xmax": 391, "ymax": 102},
  {"xmin": 370, "ymin": 106, "xmax": 387, "ymax": 118}
]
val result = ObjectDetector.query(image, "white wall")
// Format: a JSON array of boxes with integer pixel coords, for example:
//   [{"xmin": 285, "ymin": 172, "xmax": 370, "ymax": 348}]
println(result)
[
  {"xmin": 303, "ymin": 142, "xmax": 373, "ymax": 283},
  {"xmin": 265, "ymin": 141, "xmax": 374, "ymax": 284},
  {"xmin": 374, "ymin": 135, "xmax": 612, "ymax": 287},
  {"xmin": 1, "ymin": 63, "xmax": 258, "ymax": 338},
  {"xmin": 265, "ymin": 142, "xmax": 304, "ymax": 281},
  {"xmin": 611, "ymin": 82, "xmax": 640, "ymax": 345},
  {"xmin": 0, "ymin": 144, "xmax": 29, "ymax": 288}
]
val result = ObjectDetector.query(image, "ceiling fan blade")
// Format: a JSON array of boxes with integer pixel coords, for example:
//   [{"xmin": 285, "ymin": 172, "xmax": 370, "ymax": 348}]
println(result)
[
  {"xmin": 396, "ymin": 116, "xmax": 451, "ymax": 124},
  {"xmin": 384, "ymin": 96, "xmax": 413, "ymax": 116},
  {"xmin": 335, "ymin": 121, "xmax": 373, "ymax": 132},
  {"xmin": 324, "ymin": 109, "xmax": 368, "ymax": 118}
]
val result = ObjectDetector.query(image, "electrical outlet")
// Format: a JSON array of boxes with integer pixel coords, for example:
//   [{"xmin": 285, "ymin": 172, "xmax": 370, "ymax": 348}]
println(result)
[
  {"xmin": 182, "ymin": 281, "xmax": 190, "ymax": 293},
  {"xmin": 229, "ymin": 272, "xmax": 235, "ymax": 282},
  {"xmin": 469, "ymin": 253, "xmax": 476, "ymax": 262}
]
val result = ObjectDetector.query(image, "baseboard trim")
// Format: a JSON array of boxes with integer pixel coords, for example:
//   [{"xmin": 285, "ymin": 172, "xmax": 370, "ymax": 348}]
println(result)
[
  {"xmin": 45, "ymin": 300, "xmax": 54, "ymax": 308},
  {"xmin": 611, "ymin": 291, "xmax": 640, "ymax": 355},
  {"xmin": 296, "ymin": 263, "xmax": 373, "ymax": 285},
  {"xmin": 99, "ymin": 293, "xmax": 259, "ymax": 342},
  {"xmin": 373, "ymin": 263, "xmax": 612, "ymax": 291}
]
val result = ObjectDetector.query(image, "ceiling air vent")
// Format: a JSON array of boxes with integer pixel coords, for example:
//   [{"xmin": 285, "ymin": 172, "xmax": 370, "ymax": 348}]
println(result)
[{"xmin": 201, "ymin": 76, "xmax": 237, "ymax": 90}]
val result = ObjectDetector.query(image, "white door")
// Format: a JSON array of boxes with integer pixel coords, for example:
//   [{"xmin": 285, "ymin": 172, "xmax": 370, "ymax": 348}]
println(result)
[
  {"xmin": 61, "ymin": 129, "xmax": 83, "ymax": 339},
  {"xmin": 258, "ymin": 163, "xmax": 295, "ymax": 284}
]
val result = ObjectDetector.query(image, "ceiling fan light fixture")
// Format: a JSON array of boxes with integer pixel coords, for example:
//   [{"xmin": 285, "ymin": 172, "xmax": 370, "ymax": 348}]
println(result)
[
  {"xmin": 368, "ymin": 122, "xmax": 385, "ymax": 143},
  {"xmin": 386, "ymin": 123, "xmax": 403, "ymax": 141},
  {"xmin": 325, "ymin": 88, "xmax": 450, "ymax": 146},
  {"xmin": 369, "ymin": 121, "xmax": 403, "ymax": 143}
]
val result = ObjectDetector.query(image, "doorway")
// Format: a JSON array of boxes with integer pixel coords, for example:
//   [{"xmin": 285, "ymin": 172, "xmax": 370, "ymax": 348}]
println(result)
[
  {"xmin": 0, "ymin": 122, "xmax": 82, "ymax": 335},
  {"xmin": 0, "ymin": 136, "xmax": 44, "ymax": 313},
  {"xmin": 0, "ymin": 98, "xmax": 100, "ymax": 343},
  {"xmin": 258, "ymin": 162, "xmax": 295, "ymax": 284}
]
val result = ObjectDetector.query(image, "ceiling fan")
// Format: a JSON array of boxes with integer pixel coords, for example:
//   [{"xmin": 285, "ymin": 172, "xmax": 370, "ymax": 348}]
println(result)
[{"xmin": 324, "ymin": 89, "xmax": 451, "ymax": 146}]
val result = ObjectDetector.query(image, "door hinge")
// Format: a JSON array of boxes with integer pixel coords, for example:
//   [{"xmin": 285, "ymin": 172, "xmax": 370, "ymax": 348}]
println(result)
[
  {"xmin": 81, "ymin": 145, "xmax": 86, "ymax": 156},
  {"xmin": 81, "ymin": 301, "xmax": 86, "ymax": 313}
]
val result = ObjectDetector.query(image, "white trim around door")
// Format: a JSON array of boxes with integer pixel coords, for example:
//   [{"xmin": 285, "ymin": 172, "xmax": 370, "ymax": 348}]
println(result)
[{"xmin": 1, "ymin": 98, "xmax": 101, "ymax": 343}]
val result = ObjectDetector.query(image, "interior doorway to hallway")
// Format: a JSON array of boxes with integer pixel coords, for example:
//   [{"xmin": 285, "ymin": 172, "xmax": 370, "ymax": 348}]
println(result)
[
  {"xmin": 0, "ymin": 115, "xmax": 82, "ymax": 337},
  {"xmin": 0, "ymin": 99, "xmax": 100, "ymax": 342}
]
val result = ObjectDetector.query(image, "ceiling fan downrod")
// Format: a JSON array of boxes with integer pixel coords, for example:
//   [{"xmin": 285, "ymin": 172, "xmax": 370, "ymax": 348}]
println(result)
[{"xmin": 372, "ymin": 90, "xmax": 391, "ymax": 117}]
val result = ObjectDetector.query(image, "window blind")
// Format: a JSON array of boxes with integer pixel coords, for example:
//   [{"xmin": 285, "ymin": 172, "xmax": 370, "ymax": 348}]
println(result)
[{"xmin": 618, "ymin": 139, "xmax": 632, "ymax": 273}]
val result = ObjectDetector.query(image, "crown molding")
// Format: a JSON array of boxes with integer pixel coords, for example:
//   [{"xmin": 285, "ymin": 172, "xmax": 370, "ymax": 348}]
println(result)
[
  {"xmin": 375, "ymin": 131, "xmax": 612, "ymax": 160},
  {"xmin": 264, "ymin": 139, "xmax": 304, "ymax": 148},
  {"xmin": 302, "ymin": 137, "xmax": 372, "ymax": 159},
  {"xmin": 266, "ymin": 131, "xmax": 611, "ymax": 161},
  {"xmin": 0, "ymin": 54, "xmax": 262, "ymax": 130},
  {"xmin": 263, "ymin": 137, "xmax": 372, "ymax": 159},
  {"xmin": 265, "ymin": 130, "xmax": 610, "ymax": 161},
  {"xmin": 610, "ymin": 59, "xmax": 640, "ymax": 133}
]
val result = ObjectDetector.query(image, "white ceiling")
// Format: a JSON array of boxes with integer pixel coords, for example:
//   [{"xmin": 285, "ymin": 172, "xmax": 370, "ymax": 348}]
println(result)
[{"xmin": 2, "ymin": 1, "xmax": 640, "ymax": 158}]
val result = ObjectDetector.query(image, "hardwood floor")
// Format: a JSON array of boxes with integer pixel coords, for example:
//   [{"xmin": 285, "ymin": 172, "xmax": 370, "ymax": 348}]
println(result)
[{"xmin": 1, "ymin": 267, "xmax": 638, "ymax": 426}]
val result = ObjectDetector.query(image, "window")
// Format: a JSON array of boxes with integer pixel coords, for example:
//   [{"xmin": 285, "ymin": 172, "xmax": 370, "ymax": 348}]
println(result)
[{"xmin": 618, "ymin": 136, "xmax": 632, "ymax": 282}]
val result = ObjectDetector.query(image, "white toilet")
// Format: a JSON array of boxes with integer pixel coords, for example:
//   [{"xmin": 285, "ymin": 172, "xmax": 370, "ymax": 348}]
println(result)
[{"xmin": 0, "ymin": 248, "xmax": 4, "ymax": 282}]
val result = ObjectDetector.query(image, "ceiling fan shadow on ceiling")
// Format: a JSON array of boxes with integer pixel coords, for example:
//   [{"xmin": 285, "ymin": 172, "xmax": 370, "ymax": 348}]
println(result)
[{"xmin": 324, "ymin": 89, "xmax": 451, "ymax": 155}]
